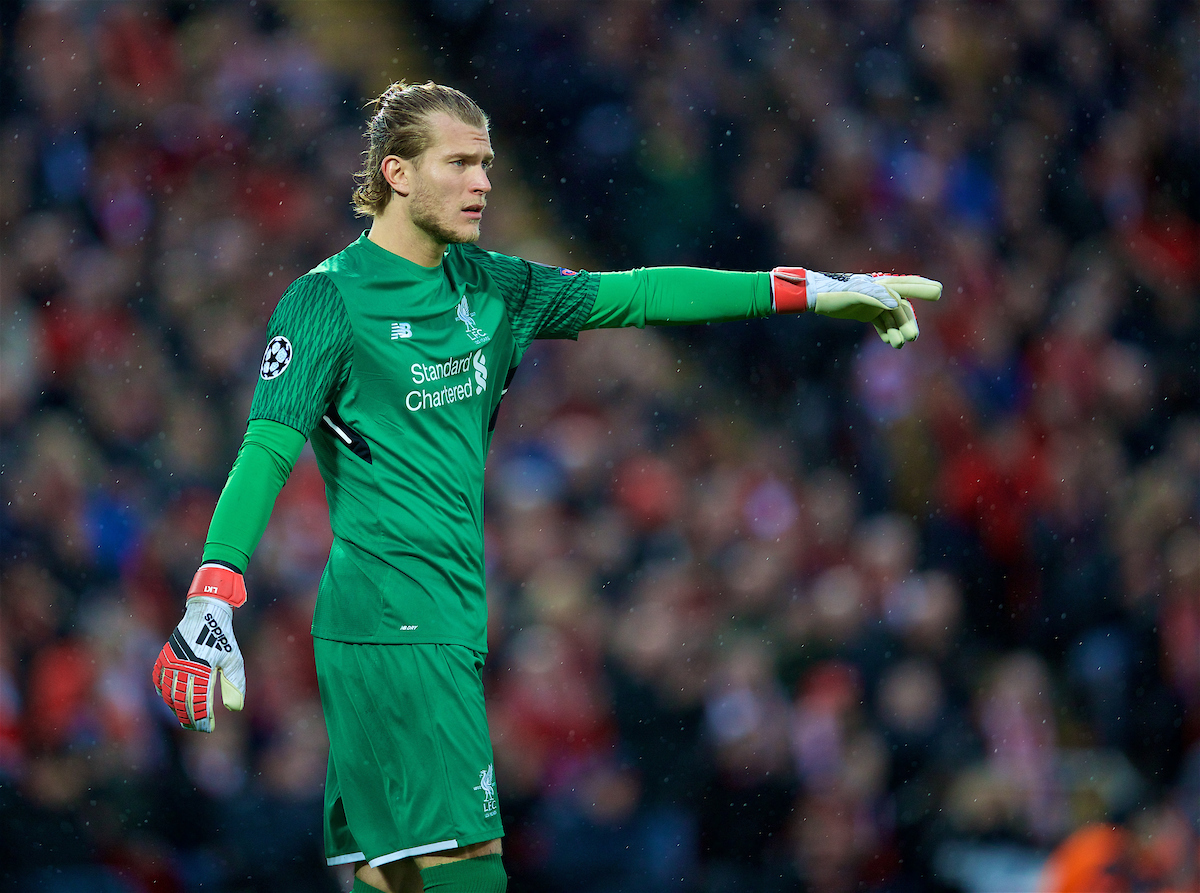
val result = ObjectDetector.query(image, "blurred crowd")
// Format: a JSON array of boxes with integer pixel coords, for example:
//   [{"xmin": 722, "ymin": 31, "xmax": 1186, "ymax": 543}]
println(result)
[{"xmin": 2, "ymin": 1, "xmax": 1199, "ymax": 892}]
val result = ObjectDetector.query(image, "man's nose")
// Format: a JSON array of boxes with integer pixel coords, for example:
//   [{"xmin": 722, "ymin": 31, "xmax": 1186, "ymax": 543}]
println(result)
[{"xmin": 474, "ymin": 169, "xmax": 491, "ymax": 193}]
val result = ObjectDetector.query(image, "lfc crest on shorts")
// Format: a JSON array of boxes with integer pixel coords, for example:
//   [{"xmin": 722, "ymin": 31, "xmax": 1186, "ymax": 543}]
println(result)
[{"xmin": 473, "ymin": 763, "xmax": 498, "ymax": 818}]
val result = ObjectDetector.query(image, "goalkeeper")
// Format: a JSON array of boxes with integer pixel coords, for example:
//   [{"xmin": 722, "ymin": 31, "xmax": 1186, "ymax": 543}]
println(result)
[{"xmin": 152, "ymin": 81, "xmax": 941, "ymax": 893}]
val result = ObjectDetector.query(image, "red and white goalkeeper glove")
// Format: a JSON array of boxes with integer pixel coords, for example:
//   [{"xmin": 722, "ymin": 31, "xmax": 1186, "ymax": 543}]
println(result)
[
  {"xmin": 152, "ymin": 562, "xmax": 247, "ymax": 732},
  {"xmin": 770, "ymin": 268, "xmax": 942, "ymax": 348}
]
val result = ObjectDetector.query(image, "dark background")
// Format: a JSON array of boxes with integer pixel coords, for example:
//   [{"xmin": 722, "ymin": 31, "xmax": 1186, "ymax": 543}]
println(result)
[{"xmin": 1, "ymin": 1, "xmax": 1198, "ymax": 891}]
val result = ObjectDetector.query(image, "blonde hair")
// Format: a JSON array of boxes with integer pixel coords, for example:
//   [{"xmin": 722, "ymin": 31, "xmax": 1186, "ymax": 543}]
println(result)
[{"xmin": 352, "ymin": 81, "xmax": 490, "ymax": 217}]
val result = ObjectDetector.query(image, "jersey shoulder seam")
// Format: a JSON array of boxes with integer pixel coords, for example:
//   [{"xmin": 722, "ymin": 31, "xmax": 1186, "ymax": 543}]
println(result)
[
  {"xmin": 452, "ymin": 243, "xmax": 530, "ymax": 326},
  {"xmin": 296, "ymin": 270, "xmax": 354, "ymax": 345}
]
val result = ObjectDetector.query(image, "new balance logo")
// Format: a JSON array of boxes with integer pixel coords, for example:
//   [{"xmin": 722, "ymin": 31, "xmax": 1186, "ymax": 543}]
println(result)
[
  {"xmin": 195, "ymin": 613, "xmax": 234, "ymax": 652},
  {"xmin": 391, "ymin": 322, "xmax": 413, "ymax": 340}
]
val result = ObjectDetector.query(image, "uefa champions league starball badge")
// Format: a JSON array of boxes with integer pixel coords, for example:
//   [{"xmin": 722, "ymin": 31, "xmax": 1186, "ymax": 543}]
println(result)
[{"xmin": 260, "ymin": 336, "xmax": 293, "ymax": 380}]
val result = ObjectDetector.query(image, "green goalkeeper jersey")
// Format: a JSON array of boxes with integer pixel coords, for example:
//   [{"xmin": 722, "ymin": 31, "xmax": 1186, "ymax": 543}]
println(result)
[{"xmin": 249, "ymin": 233, "xmax": 598, "ymax": 650}]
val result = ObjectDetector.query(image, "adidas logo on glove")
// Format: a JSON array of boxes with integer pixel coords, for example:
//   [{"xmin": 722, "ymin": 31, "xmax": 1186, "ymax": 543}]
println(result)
[{"xmin": 195, "ymin": 614, "xmax": 234, "ymax": 652}]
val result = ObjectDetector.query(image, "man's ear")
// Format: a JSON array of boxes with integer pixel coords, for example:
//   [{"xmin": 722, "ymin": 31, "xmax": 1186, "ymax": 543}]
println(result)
[{"xmin": 381, "ymin": 155, "xmax": 411, "ymax": 197}]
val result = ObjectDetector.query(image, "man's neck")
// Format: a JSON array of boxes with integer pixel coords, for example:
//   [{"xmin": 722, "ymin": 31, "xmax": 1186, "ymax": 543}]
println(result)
[{"xmin": 367, "ymin": 208, "xmax": 446, "ymax": 268}]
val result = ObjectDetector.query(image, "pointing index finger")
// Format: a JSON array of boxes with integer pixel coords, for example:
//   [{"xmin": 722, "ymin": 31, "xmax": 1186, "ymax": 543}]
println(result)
[{"xmin": 884, "ymin": 275, "xmax": 942, "ymax": 302}]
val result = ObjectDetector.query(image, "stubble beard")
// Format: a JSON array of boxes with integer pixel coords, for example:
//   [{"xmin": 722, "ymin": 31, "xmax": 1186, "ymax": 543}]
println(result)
[{"xmin": 409, "ymin": 184, "xmax": 480, "ymax": 245}]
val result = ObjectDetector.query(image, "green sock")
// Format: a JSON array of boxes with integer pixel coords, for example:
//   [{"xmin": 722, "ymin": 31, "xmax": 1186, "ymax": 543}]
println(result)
[
  {"xmin": 353, "ymin": 879, "xmax": 380, "ymax": 893},
  {"xmin": 419, "ymin": 854, "xmax": 507, "ymax": 892}
]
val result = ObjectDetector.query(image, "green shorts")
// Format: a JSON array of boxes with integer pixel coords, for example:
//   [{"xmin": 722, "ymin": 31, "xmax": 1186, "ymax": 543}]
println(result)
[{"xmin": 314, "ymin": 639, "xmax": 503, "ymax": 868}]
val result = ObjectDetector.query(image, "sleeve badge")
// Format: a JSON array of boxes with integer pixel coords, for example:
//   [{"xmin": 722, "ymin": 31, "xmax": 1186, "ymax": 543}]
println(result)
[{"xmin": 260, "ymin": 336, "xmax": 293, "ymax": 380}]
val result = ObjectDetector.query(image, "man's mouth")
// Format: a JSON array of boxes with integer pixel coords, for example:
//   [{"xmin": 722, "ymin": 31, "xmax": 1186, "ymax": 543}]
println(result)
[{"xmin": 463, "ymin": 203, "xmax": 484, "ymax": 220}]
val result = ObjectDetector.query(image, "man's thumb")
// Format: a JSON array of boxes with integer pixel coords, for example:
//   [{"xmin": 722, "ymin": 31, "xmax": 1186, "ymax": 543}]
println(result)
[{"xmin": 220, "ymin": 671, "xmax": 245, "ymax": 711}]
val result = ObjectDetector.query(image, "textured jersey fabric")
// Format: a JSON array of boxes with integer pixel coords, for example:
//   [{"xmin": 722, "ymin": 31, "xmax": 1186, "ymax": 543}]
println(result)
[{"xmin": 248, "ymin": 233, "xmax": 598, "ymax": 651}]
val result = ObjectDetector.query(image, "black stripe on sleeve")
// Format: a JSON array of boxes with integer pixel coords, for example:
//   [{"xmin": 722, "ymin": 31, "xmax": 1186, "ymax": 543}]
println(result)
[{"xmin": 201, "ymin": 559, "xmax": 242, "ymax": 574}]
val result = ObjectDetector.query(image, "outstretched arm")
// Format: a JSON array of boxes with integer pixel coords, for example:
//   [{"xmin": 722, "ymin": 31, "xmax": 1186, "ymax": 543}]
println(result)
[
  {"xmin": 587, "ymin": 268, "xmax": 773, "ymax": 328},
  {"xmin": 586, "ymin": 266, "xmax": 941, "ymax": 347}
]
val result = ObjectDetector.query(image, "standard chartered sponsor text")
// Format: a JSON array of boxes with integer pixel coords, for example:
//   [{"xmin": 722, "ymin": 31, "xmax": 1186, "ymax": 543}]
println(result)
[
  {"xmin": 407, "ymin": 349, "xmax": 487, "ymax": 412},
  {"xmin": 411, "ymin": 354, "xmax": 474, "ymax": 384}
]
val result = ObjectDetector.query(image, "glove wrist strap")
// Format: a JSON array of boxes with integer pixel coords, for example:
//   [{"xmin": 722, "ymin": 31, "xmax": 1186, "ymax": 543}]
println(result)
[
  {"xmin": 769, "ymin": 267, "xmax": 811, "ymax": 314},
  {"xmin": 187, "ymin": 563, "xmax": 247, "ymax": 608}
]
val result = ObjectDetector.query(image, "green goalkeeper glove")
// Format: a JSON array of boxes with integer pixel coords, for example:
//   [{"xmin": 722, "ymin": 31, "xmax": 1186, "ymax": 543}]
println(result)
[{"xmin": 770, "ymin": 268, "xmax": 942, "ymax": 348}]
